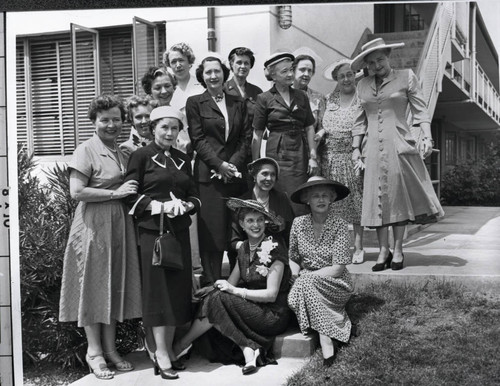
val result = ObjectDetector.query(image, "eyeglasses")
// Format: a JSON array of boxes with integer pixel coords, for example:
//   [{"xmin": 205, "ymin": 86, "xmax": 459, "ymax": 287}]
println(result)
[{"xmin": 337, "ymin": 72, "xmax": 355, "ymax": 81}]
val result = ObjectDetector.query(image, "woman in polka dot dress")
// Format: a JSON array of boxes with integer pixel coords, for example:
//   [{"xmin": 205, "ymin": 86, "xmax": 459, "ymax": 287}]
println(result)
[{"xmin": 287, "ymin": 176, "xmax": 353, "ymax": 366}]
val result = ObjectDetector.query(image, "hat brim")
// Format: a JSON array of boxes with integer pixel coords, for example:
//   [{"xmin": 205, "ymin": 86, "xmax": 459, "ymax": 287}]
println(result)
[
  {"xmin": 290, "ymin": 180, "xmax": 350, "ymax": 204},
  {"xmin": 264, "ymin": 53, "xmax": 295, "ymax": 68},
  {"xmin": 226, "ymin": 198, "xmax": 283, "ymax": 227},
  {"xmin": 351, "ymin": 42, "xmax": 405, "ymax": 72},
  {"xmin": 323, "ymin": 59, "xmax": 351, "ymax": 81}
]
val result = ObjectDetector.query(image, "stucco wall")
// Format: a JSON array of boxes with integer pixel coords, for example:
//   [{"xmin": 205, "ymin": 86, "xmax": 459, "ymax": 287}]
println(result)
[{"xmin": 270, "ymin": 4, "xmax": 374, "ymax": 95}]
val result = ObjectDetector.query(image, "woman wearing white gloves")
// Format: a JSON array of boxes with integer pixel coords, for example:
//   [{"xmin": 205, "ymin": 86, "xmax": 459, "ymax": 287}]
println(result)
[{"xmin": 124, "ymin": 106, "xmax": 201, "ymax": 380}]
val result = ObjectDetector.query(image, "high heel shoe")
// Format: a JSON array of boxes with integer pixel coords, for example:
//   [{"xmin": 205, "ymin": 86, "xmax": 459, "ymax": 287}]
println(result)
[
  {"xmin": 103, "ymin": 350, "xmax": 134, "ymax": 372},
  {"xmin": 176, "ymin": 343, "xmax": 193, "ymax": 361},
  {"xmin": 352, "ymin": 249, "xmax": 365, "ymax": 264},
  {"xmin": 153, "ymin": 354, "xmax": 179, "ymax": 380},
  {"xmin": 85, "ymin": 353, "xmax": 114, "ymax": 380},
  {"xmin": 323, "ymin": 340, "xmax": 340, "ymax": 367},
  {"xmin": 170, "ymin": 360, "xmax": 186, "ymax": 371},
  {"xmin": 371, "ymin": 251, "xmax": 393, "ymax": 272},
  {"xmin": 242, "ymin": 348, "xmax": 260, "ymax": 375},
  {"xmin": 391, "ymin": 253, "xmax": 405, "ymax": 270}
]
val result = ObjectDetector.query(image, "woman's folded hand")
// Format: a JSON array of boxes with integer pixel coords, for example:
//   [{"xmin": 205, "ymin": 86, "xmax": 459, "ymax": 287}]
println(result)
[
  {"xmin": 214, "ymin": 279, "xmax": 235, "ymax": 294},
  {"xmin": 114, "ymin": 180, "xmax": 138, "ymax": 198}
]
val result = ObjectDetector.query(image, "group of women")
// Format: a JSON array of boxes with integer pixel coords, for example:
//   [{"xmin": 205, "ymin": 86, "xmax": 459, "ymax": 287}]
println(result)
[{"xmin": 58, "ymin": 37, "xmax": 443, "ymax": 380}]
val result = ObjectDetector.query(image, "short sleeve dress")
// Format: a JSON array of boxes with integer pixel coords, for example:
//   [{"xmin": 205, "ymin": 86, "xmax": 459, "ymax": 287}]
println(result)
[
  {"xmin": 253, "ymin": 86, "xmax": 315, "ymax": 215},
  {"xmin": 59, "ymin": 134, "xmax": 142, "ymax": 327},
  {"xmin": 320, "ymin": 90, "xmax": 363, "ymax": 224},
  {"xmin": 287, "ymin": 211, "xmax": 353, "ymax": 343},
  {"xmin": 197, "ymin": 236, "xmax": 291, "ymax": 364}
]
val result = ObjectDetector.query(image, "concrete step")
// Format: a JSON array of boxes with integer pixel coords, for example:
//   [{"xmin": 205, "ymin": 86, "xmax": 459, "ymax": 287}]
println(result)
[{"xmin": 273, "ymin": 327, "xmax": 317, "ymax": 358}]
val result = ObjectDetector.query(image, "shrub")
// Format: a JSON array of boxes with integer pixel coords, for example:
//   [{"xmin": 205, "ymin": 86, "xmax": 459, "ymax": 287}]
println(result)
[
  {"xmin": 19, "ymin": 148, "xmax": 141, "ymax": 368},
  {"xmin": 441, "ymin": 140, "xmax": 500, "ymax": 206}
]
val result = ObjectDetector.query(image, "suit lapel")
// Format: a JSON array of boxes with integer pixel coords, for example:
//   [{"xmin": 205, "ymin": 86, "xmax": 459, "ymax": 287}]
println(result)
[{"xmin": 225, "ymin": 94, "xmax": 238, "ymax": 142}]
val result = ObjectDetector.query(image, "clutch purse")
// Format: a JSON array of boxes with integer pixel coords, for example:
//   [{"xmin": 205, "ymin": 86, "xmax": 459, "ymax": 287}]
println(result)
[{"xmin": 152, "ymin": 205, "xmax": 184, "ymax": 271}]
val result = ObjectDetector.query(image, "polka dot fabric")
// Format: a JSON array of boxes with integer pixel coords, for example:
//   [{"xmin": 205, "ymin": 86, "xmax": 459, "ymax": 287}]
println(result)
[{"xmin": 287, "ymin": 210, "xmax": 354, "ymax": 342}]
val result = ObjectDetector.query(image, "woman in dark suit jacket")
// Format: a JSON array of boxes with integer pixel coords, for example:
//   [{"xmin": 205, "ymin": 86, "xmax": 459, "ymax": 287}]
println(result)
[
  {"xmin": 125, "ymin": 106, "xmax": 201, "ymax": 380},
  {"xmin": 186, "ymin": 54, "xmax": 251, "ymax": 285}
]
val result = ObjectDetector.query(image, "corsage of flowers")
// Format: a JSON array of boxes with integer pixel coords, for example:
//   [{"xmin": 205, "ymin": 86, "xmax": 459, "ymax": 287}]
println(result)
[{"xmin": 255, "ymin": 236, "xmax": 278, "ymax": 277}]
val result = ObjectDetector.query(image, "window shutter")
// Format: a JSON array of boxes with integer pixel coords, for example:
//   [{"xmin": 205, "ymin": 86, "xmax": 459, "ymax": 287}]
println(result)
[
  {"xmin": 99, "ymin": 27, "xmax": 134, "ymax": 143},
  {"xmin": 71, "ymin": 24, "xmax": 99, "ymax": 147}
]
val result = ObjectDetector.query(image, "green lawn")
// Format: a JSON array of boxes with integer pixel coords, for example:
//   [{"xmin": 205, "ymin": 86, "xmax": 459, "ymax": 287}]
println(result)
[{"xmin": 286, "ymin": 279, "xmax": 500, "ymax": 386}]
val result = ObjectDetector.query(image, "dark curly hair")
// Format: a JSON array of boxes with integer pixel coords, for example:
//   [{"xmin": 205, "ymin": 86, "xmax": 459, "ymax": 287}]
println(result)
[
  {"xmin": 195, "ymin": 57, "xmax": 231, "ymax": 88},
  {"xmin": 228, "ymin": 47, "xmax": 256, "ymax": 69},
  {"xmin": 141, "ymin": 66, "xmax": 177, "ymax": 96},
  {"xmin": 163, "ymin": 42, "xmax": 196, "ymax": 67},
  {"xmin": 87, "ymin": 94, "xmax": 126, "ymax": 123},
  {"xmin": 293, "ymin": 54, "xmax": 316, "ymax": 74}
]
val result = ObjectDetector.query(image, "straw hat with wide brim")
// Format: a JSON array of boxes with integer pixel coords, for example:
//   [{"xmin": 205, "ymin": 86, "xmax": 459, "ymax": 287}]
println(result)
[
  {"xmin": 323, "ymin": 58, "xmax": 353, "ymax": 81},
  {"xmin": 290, "ymin": 176, "xmax": 350, "ymax": 204},
  {"xmin": 247, "ymin": 157, "xmax": 280, "ymax": 179},
  {"xmin": 351, "ymin": 38, "xmax": 405, "ymax": 72},
  {"xmin": 226, "ymin": 198, "xmax": 283, "ymax": 227}
]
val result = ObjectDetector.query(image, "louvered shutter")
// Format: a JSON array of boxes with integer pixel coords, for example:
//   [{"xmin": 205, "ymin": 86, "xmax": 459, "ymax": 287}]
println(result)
[
  {"xmin": 133, "ymin": 17, "xmax": 159, "ymax": 96},
  {"xmin": 71, "ymin": 24, "xmax": 99, "ymax": 146},
  {"xmin": 99, "ymin": 27, "xmax": 134, "ymax": 143}
]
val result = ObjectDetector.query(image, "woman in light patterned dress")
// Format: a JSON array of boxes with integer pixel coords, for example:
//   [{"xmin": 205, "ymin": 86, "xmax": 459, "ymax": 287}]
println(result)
[
  {"xmin": 287, "ymin": 177, "xmax": 353, "ymax": 366},
  {"xmin": 317, "ymin": 59, "xmax": 365, "ymax": 264}
]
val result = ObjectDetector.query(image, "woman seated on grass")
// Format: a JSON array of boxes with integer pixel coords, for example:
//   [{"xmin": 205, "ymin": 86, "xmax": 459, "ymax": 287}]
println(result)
[{"xmin": 173, "ymin": 198, "xmax": 291, "ymax": 375}]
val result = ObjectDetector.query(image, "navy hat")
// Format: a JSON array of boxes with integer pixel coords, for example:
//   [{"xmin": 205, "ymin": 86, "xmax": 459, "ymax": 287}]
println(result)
[
  {"xmin": 290, "ymin": 176, "xmax": 350, "ymax": 204},
  {"xmin": 247, "ymin": 157, "xmax": 280, "ymax": 179},
  {"xmin": 226, "ymin": 198, "xmax": 283, "ymax": 227},
  {"xmin": 264, "ymin": 52, "xmax": 295, "ymax": 68}
]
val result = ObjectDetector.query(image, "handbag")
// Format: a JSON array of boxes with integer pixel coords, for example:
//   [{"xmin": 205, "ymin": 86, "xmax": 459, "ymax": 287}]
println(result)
[{"xmin": 152, "ymin": 205, "xmax": 184, "ymax": 270}]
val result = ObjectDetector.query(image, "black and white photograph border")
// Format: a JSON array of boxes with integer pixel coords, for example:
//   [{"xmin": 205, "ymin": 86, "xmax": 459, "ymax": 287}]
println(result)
[{"xmin": 3, "ymin": 1, "xmax": 500, "ymax": 385}]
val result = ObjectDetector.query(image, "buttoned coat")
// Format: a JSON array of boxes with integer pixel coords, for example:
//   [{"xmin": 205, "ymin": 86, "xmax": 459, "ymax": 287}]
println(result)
[
  {"xmin": 186, "ymin": 91, "xmax": 251, "ymax": 183},
  {"xmin": 352, "ymin": 69, "xmax": 444, "ymax": 227}
]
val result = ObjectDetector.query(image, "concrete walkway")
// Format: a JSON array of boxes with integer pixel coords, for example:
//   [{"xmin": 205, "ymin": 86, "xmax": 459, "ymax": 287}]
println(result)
[
  {"xmin": 71, "ymin": 206, "xmax": 500, "ymax": 385},
  {"xmin": 350, "ymin": 206, "xmax": 500, "ymax": 290}
]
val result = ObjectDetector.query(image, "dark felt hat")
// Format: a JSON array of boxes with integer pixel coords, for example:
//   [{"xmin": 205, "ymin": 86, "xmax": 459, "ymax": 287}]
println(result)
[{"xmin": 226, "ymin": 198, "xmax": 283, "ymax": 227}]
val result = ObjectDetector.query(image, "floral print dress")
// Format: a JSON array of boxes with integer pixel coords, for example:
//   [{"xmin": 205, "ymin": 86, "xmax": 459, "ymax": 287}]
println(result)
[{"xmin": 320, "ymin": 90, "xmax": 364, "ymax": 224}]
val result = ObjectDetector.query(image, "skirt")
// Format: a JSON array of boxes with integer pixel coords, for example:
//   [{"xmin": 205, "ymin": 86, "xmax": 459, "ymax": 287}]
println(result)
[
  {"xmin": 138, "ymin": 227, "xmax": 192, "ymax": 326},
  {"xmin": 59, "ymin": 201, "xmax": 142, "ymax": 327}
]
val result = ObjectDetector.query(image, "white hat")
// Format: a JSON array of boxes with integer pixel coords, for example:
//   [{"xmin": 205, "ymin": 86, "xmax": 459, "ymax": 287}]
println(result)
[
  {"xmin": 351, "ymin": 38, "xmax": 405, "ymax": 72},
  {"xmin": 150, "ymin": 106, "xmax": 185, "ymax": 125},
  {"xmin": 323, "ymin": 58, "xmax": 352, "ymax": 81}
]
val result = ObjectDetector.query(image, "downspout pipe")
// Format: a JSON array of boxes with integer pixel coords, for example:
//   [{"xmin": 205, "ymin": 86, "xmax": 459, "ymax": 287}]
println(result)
[
  {"xmin": 207, "ymin": 7, "xmax": 217, "ymax": 52},
  {"xmin": 471, "ymin": 2, "xmax": 477, "ymax": 100}
]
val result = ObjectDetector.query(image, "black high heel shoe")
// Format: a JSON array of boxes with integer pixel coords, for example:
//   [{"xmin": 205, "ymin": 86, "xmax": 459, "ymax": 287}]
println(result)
[
  {"xmin": 391, "ymin": 253, "xmax": 405, "ymax": 270},
  {"xmin": 372, "ymin": 251, "xmax": 393, "ymax": 272},
  {"xmin": 242, "ymin": 349, "xmax": 260, "ymax": 375},
  {"xmin": 323, "ymin": 340, "xmax": 340, "ymax": 367},
  {"xmin": 153, "ymin": 354, "xmax": 179, "ymax": 380},
  {"xmin": 170, "ymin": 360, "xmax": 186, "ymax": 371}
]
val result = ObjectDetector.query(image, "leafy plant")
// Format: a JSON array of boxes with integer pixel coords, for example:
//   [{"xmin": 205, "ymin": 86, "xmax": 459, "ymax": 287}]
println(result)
[
  {"xmin": 441, "ymin": 139, "xmax": 500, "ymax": 206},
  {"xmin": 19, "ymin": 147, "xmax": 141, "ymax": 369}
]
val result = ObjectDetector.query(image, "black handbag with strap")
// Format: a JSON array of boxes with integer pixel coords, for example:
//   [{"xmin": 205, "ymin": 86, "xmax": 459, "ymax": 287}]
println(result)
[{"xmin": 152, "ymin": 205, "xmax": 184, "ymax": 270}]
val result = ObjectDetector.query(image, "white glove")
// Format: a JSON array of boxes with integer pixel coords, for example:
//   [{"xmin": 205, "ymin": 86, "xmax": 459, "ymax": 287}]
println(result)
[{"xmin": 163, "ymin": 192, "xmax": 186, "ymax": 217}]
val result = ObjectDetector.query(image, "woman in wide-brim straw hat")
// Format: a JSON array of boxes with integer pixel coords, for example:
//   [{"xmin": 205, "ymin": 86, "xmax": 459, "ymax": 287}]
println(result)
[
  {"xmin": 351, "ymin": 37, "xmax": 444, "ymax": 272},
  {"xmin": 173, "ymin": 198, "xmax": 292, "ymax": 375},
  {"xmin": 252, "ymin": 52, "xmax": 320, "ymax": 216},
  {"xmin": 287, "ymin": 176, "xmax": 354, "ymax": 367},
  {"xmin": 317, "ymin": 58, "xmax": 366, "ymax": 264}
]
